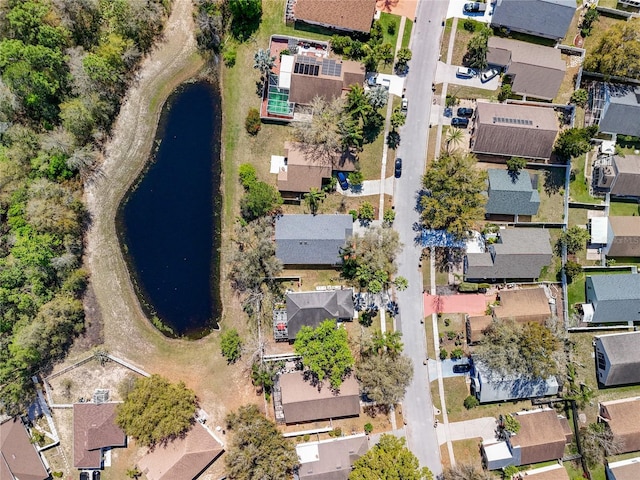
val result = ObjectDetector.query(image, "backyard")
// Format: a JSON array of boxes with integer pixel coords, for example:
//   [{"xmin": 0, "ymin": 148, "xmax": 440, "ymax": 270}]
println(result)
[{"xmin": 531, "ymin": 167, "xmax": 566, "ymax": 223}]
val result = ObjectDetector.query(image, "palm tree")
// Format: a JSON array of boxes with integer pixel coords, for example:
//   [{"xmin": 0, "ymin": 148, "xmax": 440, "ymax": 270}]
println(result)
[
  {"xmin": 346, "ymin": 84, "xmax": 372, "ymax": 120},
  {"xmin": 303, "ymin": 187, "xmax": 325, "ymax": 215},
  {"xmin": 253, "ymin": 48, "xmax": 275, "ymax": 77},
  {"xmin": 445, "ymin": 127, "xmax": 464, "ymax": 153}
]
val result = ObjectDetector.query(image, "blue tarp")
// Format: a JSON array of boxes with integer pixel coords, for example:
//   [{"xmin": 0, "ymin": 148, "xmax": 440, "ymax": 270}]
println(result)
[{"xmin": 420, "ymin": 229, "xmax": 466, "ymax": 248}]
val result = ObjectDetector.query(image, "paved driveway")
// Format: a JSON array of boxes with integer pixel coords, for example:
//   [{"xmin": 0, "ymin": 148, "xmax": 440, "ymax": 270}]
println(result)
[
  {"xmin": 428, "ymin": 358, "xmax": 471, "ymax": 379},
  {"xmin": 446, "ymin": 0, "xmax": 495, "ymax": 21},
  {"xmin": 423, "ymin": 293, "xmax": 488, "ymax": 315},
  {"xmin": 435, "ymin": 62, "xmax": 500, "ymax": 90},
  {"xmin": 436, "ymin": 417, "xmax": 498, "ymax": 445},
  {"xmin": 337, "ymin": 177, "xmax": 395, "ymax": 197}
]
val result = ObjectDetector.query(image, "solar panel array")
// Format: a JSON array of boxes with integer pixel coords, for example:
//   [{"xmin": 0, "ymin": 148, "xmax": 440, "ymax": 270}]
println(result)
[
  {"xmin": 294, "ymin": 56, "xmax": 321, "ymax": 76},
  {"xmin": 493, "ymin": 116, "xmax": 533, "ymax": 125},
  {"xmin": 321, "ymin": 58, "xmax": 342, "ymax": 77}
]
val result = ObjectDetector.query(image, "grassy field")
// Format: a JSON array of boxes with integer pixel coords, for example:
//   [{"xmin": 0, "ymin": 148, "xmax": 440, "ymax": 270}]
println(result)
[
  {"xmin": 402, "ymin": 19, "xmax": 413, "ymax": 49},
  {"xmin": 569, "ymin": 154, "xmax": 602, "ymax": 204},
  {"xmin": 379, "ymin": 13, "xmax": 401, "ymax": 49},
  {"xmin": 447, "ymin": 84, "xmax": 500, "ymax": 100},
  {"xmin": 609, "ymin": 200, "xmax": 640, "ymax": 216}
]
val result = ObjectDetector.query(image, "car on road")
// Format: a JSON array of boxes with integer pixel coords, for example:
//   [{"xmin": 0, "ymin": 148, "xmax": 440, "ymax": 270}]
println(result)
[
  {"xmin": 80, "ymin": 473, "xmax": 89, "ymax": 480},
  {"xmin": 394, "ymin": 158, "xmax": 402, "ymax": 178},
  {"xmin": 401, "ymin": 97, "xmax": 408, "ymax": 112},
  {"xmin": 456, "ymin": 66, "xmax": 475, "ymax": 78},
  {"xmin": 451, "ymin": 117, "xmax": 470, "ymax": 128},
  {"xmin": 481, "ymin": 68, "xmax": 500, "ymax": 82},
  {"xmin": 453, "ymin": 363, "xmax": 471, "ymax": 374},
  {"xmin": 464, "ymin": 2, "xmax": 487, "ymax": 12},
  {"xmin": 337, "ymin": 172, "xmax": 349, "ymax": 190},
  {"xmin": 456, "ymin": 107, "xmax": 474, "ymax": 117}
]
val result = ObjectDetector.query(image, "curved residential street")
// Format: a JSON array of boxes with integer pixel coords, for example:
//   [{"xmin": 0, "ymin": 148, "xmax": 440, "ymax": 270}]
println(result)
[{"xmin": 394, "ymin": 0, "xmax": 449, "ymax": 476}]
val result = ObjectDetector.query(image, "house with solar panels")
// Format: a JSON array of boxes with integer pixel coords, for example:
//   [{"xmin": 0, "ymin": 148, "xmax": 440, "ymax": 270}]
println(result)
[{"xmin": 261, "ymin": 35, "xmax": 365, "ymax": 122}]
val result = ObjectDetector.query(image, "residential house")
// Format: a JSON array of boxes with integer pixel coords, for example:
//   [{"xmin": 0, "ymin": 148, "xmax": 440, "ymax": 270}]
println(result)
[
  {"xmin": 290, "ymin": 0, "xmax": 377, "ymax": 33},
  {"xmin": 490, "ymin": 0, "xmax": 576, "ymax": 41},
  {"xmin": 73, "ymin": 402, "xmax": 126, "ymax": 470},
  {"xmin": 599, "ymin": 397, "xmax": 640, "ymax": 454},
  {"xmin": 274, "ymin": 141, "xmax": 356, "ymax": 198},
  {"xmin": 513, "ymin": 464, "xmax": 570, "ymax": 480},
  {"xmin": 596, "ymin": 155, "xmax": 640, "ymax": 198},
  {"xmin": 595, "ymin": 332, "xmax": 640, "ymax": 387},
  {"xmin": 485, "ymin": 168, "xmax": 541, "ymax": 218},
  {"xmin": 482, "ymin": 409, "xmax": 572, "ymax": 470},
  {"xmin": 606, "ymin": 216, "xmax": 640, "ymax": 257},
  {"xmin": 472, "ymin": 102, "xmax": 559, "ymax": 160},
  {"xmin": 274, "ymin": 214, "xmax": 353, "ymax": 266},
  {"xmin": 493, "ymin": 287, "xmax": 553, "ymax": 324},
  {"xmin": 296, "ymin": 434, "xmax": 368, "ymax": 480},
  {"xmin": 589, "ymin": 84, "xmax": 640, "ymax": 138},
  {"xmin": 273, "ymin": 289, "xmax": 355, "ymax": 341},
  {"xmin": 137, "ymin": 423, "xmax": 224, "ymax": 480},
  {"xmin": 470, "ymin": 361, "xmax": 559, "ymax": 404},
  {"xmin": 466, "ymin": 315, "xmax": 493, "ymax": 344},
  {"xmin": 606, "ymin": 456, "xmax": 640, "ymax": 480},
  {"xmin": 0, "ymin": 417, "xmax": 49, "ymax": 480},
  {"xmin": 277, "ymin": 372, "xmax": 360, "ymax": 424},
  {"xmin": 583, "ymin": 273, "xmax": 640, "ymax": 323},
  {"xmin": 487, "ymin": 37, "xmax": 566, "ymax": 101},
  {"xmin": 464, "ymin": 228, "xmax": 553, "ymax": 282}
]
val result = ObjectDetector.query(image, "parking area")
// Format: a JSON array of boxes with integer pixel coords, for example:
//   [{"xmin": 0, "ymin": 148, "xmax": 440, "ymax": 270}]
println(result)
[
  {"xmin": 446, "ymin": 0, "xmax": 495, "ymax": 21},
  {"xmin": 435, "ymin": 62, "xmax": 501, "ymax": 90}
]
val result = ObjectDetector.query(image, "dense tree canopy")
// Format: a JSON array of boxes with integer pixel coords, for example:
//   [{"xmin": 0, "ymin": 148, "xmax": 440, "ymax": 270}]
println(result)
[
  {"xmin": 357, "ymin": 352, "xmax": 413, "ymax": 406},
  {"xmin": 116, "ymin": 375, "xmax": 198, "ymax": 447},
  {"xmin": 559, "ymin": 226, "xmax": 591, "ymax": 255},
  {"xmin": 421, "ymin": 152, "xmax": 487, "ymax": 239},
  {"xmin": 584, "ymin": 18, "xmax": 640, "ymax": 79},
  {"xmin": 554, "ymin": 126, "xmax": 597, "ymax": 161},
  {"xmin": 474, "ymin": 320, "xmax": 559, "ymax": 379},
  {"xmin": 465, "ymin": 27, "xmax": 491, "ymax": 71},
  {"xmin": 0, "ymin": 0, "xmax": 170, "ymax": 412},
  {"xmin": 350, "ymin": 435, "xmax": 433, "ymax": 480},
  {"xmin": 294, "ymin": 320, "xmax": 354, "ymax": 389},
  {"xmin": 225, "ymin": 404, "xmax": 298, "ymax": 480}
]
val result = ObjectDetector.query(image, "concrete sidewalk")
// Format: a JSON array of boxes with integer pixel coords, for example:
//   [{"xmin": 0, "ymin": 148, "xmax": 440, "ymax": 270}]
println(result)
[{"xmin": 436, "ymin": 417, "xmax": 497, "ymax": 445}]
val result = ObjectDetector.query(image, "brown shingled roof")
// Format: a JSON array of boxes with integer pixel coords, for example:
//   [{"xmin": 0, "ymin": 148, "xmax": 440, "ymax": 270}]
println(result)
[
  {"xmin": 280, "ymin": 372, "xmax": 360, "ymax": 424},
  {"xmin": 493, "ymin": 288, "xmax": 551, "ymax": 324},
  {"xmin": 293, "ymin": 0, "xmax": 377, "ymax": 33},
  {"xmin": 511, "ymin": 409, "xmax": 569, "ymax": 465},
  {"xmin": 608, "ymin": 216, "xmax": 640, "ymax": 258},
  {"xmin": 472, "ymin": 102, "xmax": 558, "ymax": 159},
  {"xmin": 467, "ymin": 315, "xmax": 493, "ymax": 344},
  {"xmin": 600, "ymin": 397, "xmax": 640, "ymax": 453},
  {"xmin": 73, "ymin": 403, "xmax": 126, "ymax": 469},
  {"xmin": 137, "ymin": 423, "xmax": 223, "ymax": 480},
  {"xmin": 288, "ymin": 57, "xmax": 365, "ymax": 105},
  {"xmin": 0, "ymin": 417, "xmax": 49, "ymax": 480},
  {"xmin": 610, "ymin": 155, "xmax": 640, "ymax": 197}
]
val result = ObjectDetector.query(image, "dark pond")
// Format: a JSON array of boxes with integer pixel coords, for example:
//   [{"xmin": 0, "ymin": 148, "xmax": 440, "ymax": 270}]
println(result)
[{"xmin": 117, "ymin": 81, "xmax": 222, "ymax": 338}]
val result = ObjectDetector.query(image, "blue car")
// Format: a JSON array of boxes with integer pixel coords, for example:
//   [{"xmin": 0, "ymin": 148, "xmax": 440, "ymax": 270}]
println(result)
[{"xmin": 337, "ymin": 172, "xmax": 349, "ymax": 190}]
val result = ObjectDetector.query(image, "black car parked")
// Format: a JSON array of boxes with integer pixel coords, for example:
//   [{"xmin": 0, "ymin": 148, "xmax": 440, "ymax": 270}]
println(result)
[
  {"xmin": 394, "ymin": 158, "xmax": 402, "ymax": 178},
  {"xmin": 80, "ymin": 473, "xmax": 89, "ymax": 480},
  {"xmin": 453, "ymin": 363, "xmax": 471, "ymax": 374},
  {"xmin": 456, "ymin": 107, "xmax": 474, "ymax": 117},
  {"xmin": 451, "ymin": 117, "xmax": 469, "ymax": 128},
  {"xmin": 92, "ymin": 471, "xmax": 101, "ymax": 480}
]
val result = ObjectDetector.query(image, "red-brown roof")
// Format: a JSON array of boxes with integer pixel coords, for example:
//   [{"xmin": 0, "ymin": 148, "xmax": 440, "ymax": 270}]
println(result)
[
  {"xmin": 73, "ymin": 403, "xmax": 126, "ymax": 469},
  {"xmin": 600, "ymin": 397, "xmax": 640, "ymax": 453},
  {"xmin": 0, "ymin": 417, "xmax": 49, "ymax": 480},
  {"xmin": 293, "ymin": 0, "xmax": 377, "ymax": 33},
  {"xmin": 138, "ymin": 423, "xmax": 223, "ymax": 480},
  {"xmin": 511, "ymin": 409, "xmax": 569, "ymax": 465}
]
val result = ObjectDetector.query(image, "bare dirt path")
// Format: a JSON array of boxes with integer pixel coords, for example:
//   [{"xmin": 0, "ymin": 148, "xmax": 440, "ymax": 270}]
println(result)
[{"xmin": 83, "ymin": 0, "xmax": 253, "ymax": 426}]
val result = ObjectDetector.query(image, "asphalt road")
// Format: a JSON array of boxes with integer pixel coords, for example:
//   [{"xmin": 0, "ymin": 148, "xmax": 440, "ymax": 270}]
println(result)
[{"xmin": 393, "ymin": 1, "xmax": 449, "ymax": 477}]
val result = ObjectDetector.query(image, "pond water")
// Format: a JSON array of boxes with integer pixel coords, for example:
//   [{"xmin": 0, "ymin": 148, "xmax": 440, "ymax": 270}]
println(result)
[{"xmin": 117, "ymin": 81, "xmax": 222, "ymax": 338}]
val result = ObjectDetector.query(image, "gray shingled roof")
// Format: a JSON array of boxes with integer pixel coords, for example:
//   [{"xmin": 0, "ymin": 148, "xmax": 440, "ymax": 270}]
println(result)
[
  {"xmin": 465, "ymin": 229, "xmax": 552, "ymax": 280},
  {"xmin": 297, "ymin": 435, "xmax": 369, "ymax": 480},
  {"xmin": 600, "ymin": 86, "xmax": 640, "ymax": 137},
  {"xmin": 596, "ymin": 332, "xmax": 640, "ymax": 386},
  {"xmin": 472, "ymin": 361, "xmax": 559, "ymax": 403},
  {"xmin": 286, "ymin": 290, "xmax": 355, "ymax": 339},
  {"xmin": 585, "ymin": 274, "xmax": 640, "ymax": 323},
  {"xmin": 490, "ymin": 0, "xmax": 576, "ymax": 40},
  {"xmin": 485, "ymin": 169, "xmax": 541, "ymax": 216},
  {"xmin": 610, "ymin": 155, "xmax": 640, "ymax": 197},
  {"xmin": 275, "ymin": 214, "xmax": 353, "ymax": 265}
]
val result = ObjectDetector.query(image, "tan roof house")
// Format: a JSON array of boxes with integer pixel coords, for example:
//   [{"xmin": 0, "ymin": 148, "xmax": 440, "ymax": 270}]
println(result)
[
  {"xmin": 606, "ymin": 456, "xmax": 640, "ymax": 480},
  {"xmin": 597, "ymin": 155, "xmax": 640, "ymax": 198},
  {"xmin": 600, "ymin": 397, "xmax": 640, "ymax": 454},
  {"xmin": 279, "ymin": 372, "xmax": 360, "ymax": 424},
  {"xmin": 73, "ymin": 402, "xmax": 127, "ymax": 469},
  {"xmin": 487, "ymin": 37, "xmax": 566, "ymax": 101},
  {"xmin": 466, "ymin": 315, "xmax": 493, "ymax": 344},
  {"xmin": 138, "ymin": 423, "xmax": 224, "ymax": 480},
  {"xmin": 0, "ymin": 417, "xmax": 49, "ymax": 480},
  {"xmin": 513, "ymin": 464, "xmax": 570, "ymax": 480},
  {"xmin": 291, "ymin": 0, "xmax": 377, "ymax": 33},
  {"xmin": 607, "ymin": 216, "xmax": 640, "ymax": 258},
  {"xmin": 493, "ymin": 287, "xmax": 552, "ymax": 324},
  {"xmin": 277, "ymin": 141, "xmax": 356, "ymax": 195},
  {"xmin": 472, "ymin": 102, "xmax": 559, "ymax": 160}
]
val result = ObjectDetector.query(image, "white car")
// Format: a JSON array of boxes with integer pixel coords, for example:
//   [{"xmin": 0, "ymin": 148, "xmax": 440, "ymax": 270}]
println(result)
[
  {"xmin": 456, "ymin": 66, "xmax": 475, "ymax": 78},
  {"xmin": 480, "ymin": 68, "xmax": 500, "ymax": 82},
  {"xmin": 401, "ymin": 97, "xmax": 408, "ymax": 112}
]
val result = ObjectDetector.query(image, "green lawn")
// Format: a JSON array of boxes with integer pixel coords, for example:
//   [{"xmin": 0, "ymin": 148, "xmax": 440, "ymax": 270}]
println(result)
[
  {"xmin": 379, "ymin": 13, "xmax": 401, "ymax": 51},
  {"xmin": 532, "ymin": 167, "xmax": 565, "ymax": 223},
  {"xmin": 568, "ymin": 207, "xmax": 588, "ymax": 228},
  {"xmin": 567, "ymin": 273, "xmax": 586, "ymax": 312},
  {"xmin": 609, "ymin": 201, "xmax": 640, "ymax": 216},
  {"xmin": 539, "ymin": 228, "xmax": 563, "ymax": 282},
  {"xmin": 402, "ymin": 19, "xmax": 413, "ymax": 49},
  {"xmin": 569, "ymin": 154, "xmax": 602, "ymax": 204}
]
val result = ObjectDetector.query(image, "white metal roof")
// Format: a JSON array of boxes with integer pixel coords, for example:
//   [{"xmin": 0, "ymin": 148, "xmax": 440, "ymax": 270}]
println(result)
[
  {"xmin": 482, "ymin": 441, "xmax": 512, "ymax": 462},
  {"xmin": 296, "ymin": 443, "xmax": 319, "ymax": 464},
  {"xmin": 590, "ymin": 217, "xmax": 609, "ymax": 244},
  {"xmin": 279, "ymin": 55, "xmax": 294, "ymax": 89}
]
